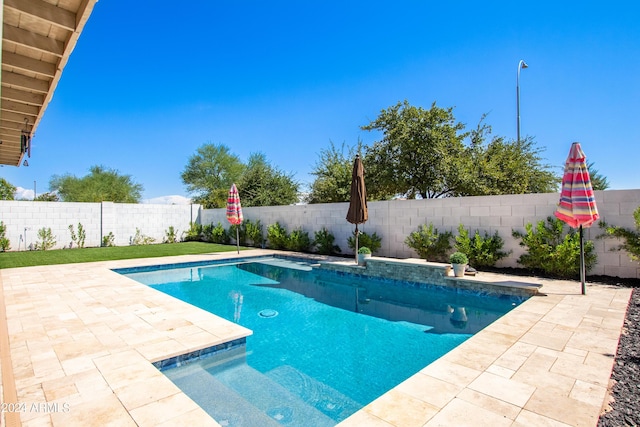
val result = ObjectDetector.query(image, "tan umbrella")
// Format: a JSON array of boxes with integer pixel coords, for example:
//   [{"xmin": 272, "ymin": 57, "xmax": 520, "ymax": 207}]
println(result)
[{"xmin": 346, "ymin": 154, "xmax": 368, "ymax": 263}]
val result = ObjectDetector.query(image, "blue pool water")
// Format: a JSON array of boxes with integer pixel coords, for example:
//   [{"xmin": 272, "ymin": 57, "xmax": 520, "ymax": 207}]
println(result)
[{"xmin": 120, "ymin": 257, "xmax": 524, "ymax": 426}]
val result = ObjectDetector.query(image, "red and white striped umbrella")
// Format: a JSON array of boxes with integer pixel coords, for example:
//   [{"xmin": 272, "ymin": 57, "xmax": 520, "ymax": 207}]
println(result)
[
  {"xmin": 226, "ymin": 183, "xmax": 243, "ymax": 253},
  {"xmin": 554, "ymin": 142, "xmax": 599, "ymax": 228},
  {"xmin": 554, "ymin": 142, "xmax": 599, "ymax": 294}
]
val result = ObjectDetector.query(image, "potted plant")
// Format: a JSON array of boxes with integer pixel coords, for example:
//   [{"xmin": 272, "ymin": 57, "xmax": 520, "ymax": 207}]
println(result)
[
  {"xmin": 357, "ymin": 246, "xmax": 372, "ymax": 266},
  {"xmin": 449, "ymin": 252, "xmax": 468, "ymax": 277}
]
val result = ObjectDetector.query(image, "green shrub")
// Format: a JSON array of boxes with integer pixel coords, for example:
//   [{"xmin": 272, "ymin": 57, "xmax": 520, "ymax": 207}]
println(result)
[
  {"xmin": 512, "ymin": 216, "xmax": 597, "ymax": 278},
  {"xmin": 358, "ymin": 246, "xmax": 372, "ymax": 254},
  {"xmin": 287, "ymin": 228, "xmax": 312, "ymax": 252},
  {"xmin": 102, "ymin": 232, "xmax": 115, "ymax": 247},
  {"xmin": 455, "ymin": 224, "xmax": 510, "ymax": 268},
  {"xmin": 449, "ymin": 252, "xmax": 468, "ymax": 264},
  {"xmin": 313, "ymin": 227, "xmax": 341, "ymax": 255},
  {"xmin": 347, "ymin": 230, "xmax": 382, "ymax": 253},
  {"xmin": 131, "ymin": 228, "xmax": 155, "ymax": 245},
  {"xmin": 0, "ymin": 221, "xmax": 10, "ymax": 252},
  {"xmin": 267, "ymin": 222, "xmax": 289, "ymax": 249},
  {"xmin": 35, "ymin": 227, "xmax": 56, "ymax": 251},
  {"xmin": 68, "ymin": 223, "xmax": 86, "ymax": 248},
  {"xmin": 184, "ymin": 222, "xmax": 203, "ymax": 242},
  {"xmin": 164, "ymin": 226, "xmax": 179, "ymax": 243},
  {"xmin": 599, "ymin": 206, "xmax": 640, "ymax": 264},
  {"xmin": 243, "ymin": 219, "xmax": 264, "ymax": 248},
  {"xmin": 404, "ymin": 223, "xmax": 452, "ymax": 262},
  {"xmin": 204, "ymin": 222, "xmax": 230, "ymax": 244}
]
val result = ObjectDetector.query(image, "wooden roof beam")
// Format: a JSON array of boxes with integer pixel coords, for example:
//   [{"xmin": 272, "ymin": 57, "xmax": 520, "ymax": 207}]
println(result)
[
  {"xmin": 1, "ymin": 87, "xmax": 46, "ymax": 105},
  {"xmin": 2, "ymin": 51, "xmax": 57, "ymax": 78},
  {"xmin": 3, "ymin": 24, "xmax": 65, "ymax": 57},
  {"xmin": 2, "ymin": 70, "xmax": 50, "ymax": 93},
  {"xmin": 4, "ymin": 0, "xmax": 77, "ymax": 32}
]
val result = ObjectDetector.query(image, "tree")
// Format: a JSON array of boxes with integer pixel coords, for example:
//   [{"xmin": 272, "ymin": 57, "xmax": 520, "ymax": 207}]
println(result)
[
  {"xmin": 49, "ymin": 166, "xmax": 143, "ymax": 202},
  {"xmin": 306, "ymin": 141, "xmax": 360, "ymax": 203},
  {"xmin": 34, "ymin": 192, "xmax": 60, "ymax": 202},
  {"xmin": 181, "ymin": 143, "xmax": 244, "ymax": 208},
  {"xmin": 362, "ymin": 100, "xmax": 468, "ymax": 199},
  {"xmin": 0, "ymin": 178, "xmax": 16, "ymax": 200},
  {"xmin": 238, "ymin": 153, "xmax": 299, "ymax": 206},
  {"xmin": 457, "ymin": 120, "xmax": 560, "ymax": 196},
  {"xmin": 587, "ymin": 161, "xmax": 610, "ymax": 191}
]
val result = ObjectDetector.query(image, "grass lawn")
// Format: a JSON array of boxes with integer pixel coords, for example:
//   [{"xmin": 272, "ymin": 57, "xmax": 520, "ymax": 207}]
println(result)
[{"xmin": 0, "ymin": 242, "xmax": 244, "ymax": 269}]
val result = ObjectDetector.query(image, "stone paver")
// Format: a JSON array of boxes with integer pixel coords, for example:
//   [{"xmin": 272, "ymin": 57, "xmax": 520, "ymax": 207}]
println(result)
[{"xmin": 0, "ymin": 250, "xmax": 632, "ymax": 427}]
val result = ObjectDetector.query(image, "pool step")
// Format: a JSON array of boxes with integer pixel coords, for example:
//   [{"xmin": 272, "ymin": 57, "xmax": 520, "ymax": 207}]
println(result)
[{"xmin": 165, "ymin": 357, "xmax": 344, "ymax": 426}]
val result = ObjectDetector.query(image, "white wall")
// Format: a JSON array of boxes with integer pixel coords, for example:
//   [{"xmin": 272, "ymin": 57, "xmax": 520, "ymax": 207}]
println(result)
[
  {"xmin": 201, "ymin": 190, "xmax": 640, "ymax": 279},
  {"xmin": 0, "ymin": 201, "xmax": 200, "ymax": 249},
  {"xmin": 2, "ymin": 191, "xmax": 639, "ymax": 278}
]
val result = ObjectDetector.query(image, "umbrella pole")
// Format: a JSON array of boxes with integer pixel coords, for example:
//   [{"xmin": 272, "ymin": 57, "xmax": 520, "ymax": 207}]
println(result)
[
  {"xmin": 579, "ymin": 225, "xmax": 585, "ymax": 295},
  {"xmin": 355, "ymin": 224, "xmax": 359, "ymax": 264},
  {"xmin": 236, "ymin": 225, "xmax": 240, "ymax": 254}
]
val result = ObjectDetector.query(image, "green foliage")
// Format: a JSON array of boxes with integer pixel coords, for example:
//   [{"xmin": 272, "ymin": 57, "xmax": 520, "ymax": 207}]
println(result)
[
  {"xmin": 347, "ymin": 230, "xmax": 382, "ymax": 253},
  {"xmin": 184, "ymin": 222, "xmax": 203, "ymax": 242},
  {"xmin": 130, "ymin": 228, "xmax": 155, "ymax": 246},
  {"xmin": 181, "ymin": 143, "xmax": 245, "ymax": 208},
  {"xmin": 243, "ymin": 219, "xmax": 264, "ymax": 248},
  {"xmin": 35, "ymin": 227, "xmax": 56, "ymax": 251},
  {"xmin": 267, "ymin": 222, "xmax": 289, "ymax": 250},
  {"xmin": 0, "ymin": 221, "xmax": 10, "ymax": 251},
  {"xmin": 68, "ymin": 223, "xmax": 86, "ymax": 248},
  {"xmin": 238, "ymin": 153, "xmax": 300, "ymax": 206},
  {"xmin": 455, "ymin": 224, "xmax": 510, "ymax": 267},
  {"xmin": 449, "ymin": 252, "xmax": 468, "ymax": 265},
  {"xmin": 34, "ymin": 192, "xmax": 59, "ymax": 202},
  {"xmin": 306, "ymin": 141, "xmax": 361, "ymax": 203},
  {"xmin": 102, "ymin": 232, "xmax": 115, "ymax": 247},
  {"xmin": 404, "ymin": 223, "xmax": 452, "ymax": 262},
  {"xmin": 163, "ymin": 226, "xmax": 179, "ymax": 243},
  {"xmin": 287, "ymin": 228, "xmax": 312, "ymax": 252},
  {"xmin": 587, "ymin": 161, "xmax": 610, "ymax": 191},
  {"xmin": 457, "ymin": 120, "xmax": 560, "ymax": 196},
  {"xmin": 203, "ymin": 222, "xmax": 230, "ymax": 244},
  {"xmin": 362, "ymin": 100, "xmax": 468, "ymax": 199},
  {"xmin": 512, "ymin": 217, "xmax": 597, "ymax": 278},
  {"xmin": 358, "ymin": 246, "xmax": 372, "ymax": 254},
  {"xmin": 49, "ymin": 165, "xmax": 143, "ymax": 203},
  {"xmin": 599, "ymin": 206, "xmax": 640, "ymax": 263},
  {"xmin": 0, "ymin": 178, "xmax": 16, "ymax": 200},
  {"xmin": 313, "ymin": 227, "xmax": 341, "ymax": 255}
]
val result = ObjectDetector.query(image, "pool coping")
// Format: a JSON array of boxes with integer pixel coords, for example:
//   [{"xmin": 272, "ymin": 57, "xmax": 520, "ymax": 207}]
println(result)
[{"xmin": 0, "ymin": 249, "xmax": 632, "ymax": 426}]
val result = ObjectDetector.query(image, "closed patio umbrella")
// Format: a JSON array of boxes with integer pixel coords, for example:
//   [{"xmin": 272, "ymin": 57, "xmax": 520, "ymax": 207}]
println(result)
[
  {"xmin": 346, "ymin": 154, "xmax": 368, "ymax": 264},
  {"xmin": 554, "ymin": 142, "xmax": 599, "ymax": 295},
  {"xmin": 226, "ymin": 183, "xmax": 243, "ymax": 254}
]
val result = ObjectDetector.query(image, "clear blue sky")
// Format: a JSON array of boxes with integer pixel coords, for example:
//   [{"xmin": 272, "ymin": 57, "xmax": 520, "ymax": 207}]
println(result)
[{"xmin": 3, "ymin": 1, "xmax": 639, "ymax": 202}]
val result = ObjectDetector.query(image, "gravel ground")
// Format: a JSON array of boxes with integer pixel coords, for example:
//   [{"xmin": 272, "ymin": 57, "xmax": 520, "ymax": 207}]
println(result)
[{"xmin": 598, "ymin": 286, "xmax": 640, "ymax": 427}]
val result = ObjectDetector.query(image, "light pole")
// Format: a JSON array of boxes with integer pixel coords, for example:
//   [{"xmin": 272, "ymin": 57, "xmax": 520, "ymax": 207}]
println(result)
[{"xmin": 516, "ymin": 59, "xmax": 528, "ymax": 143}]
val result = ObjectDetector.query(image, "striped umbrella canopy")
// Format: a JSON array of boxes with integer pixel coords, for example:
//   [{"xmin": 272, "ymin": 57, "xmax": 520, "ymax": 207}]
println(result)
[
  {"xmin": 226, "ymin": 183, "xmax": 243, "ymax": 253},
  {"xmin": 554, "ymin": 142, "xmax": 599, "ymax": 294}
]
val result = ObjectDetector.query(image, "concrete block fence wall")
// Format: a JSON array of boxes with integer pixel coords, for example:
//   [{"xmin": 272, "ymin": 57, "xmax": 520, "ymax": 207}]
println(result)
[
  {"xmin": 0, "ymin": 201, "xmax": 200, "ymax": 249},
  {"xmin": 1, "ymin": 190, "xmax": 639, "ymax": 278},
  {"xmin": 201, "ymin": 189, "xmax": 640, "ymax": 279}
]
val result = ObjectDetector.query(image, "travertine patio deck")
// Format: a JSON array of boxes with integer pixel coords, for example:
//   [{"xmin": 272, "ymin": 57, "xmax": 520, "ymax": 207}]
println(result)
[{"xmin": 0, "ymin": 250, "xmax": 632, "ymax": 426}]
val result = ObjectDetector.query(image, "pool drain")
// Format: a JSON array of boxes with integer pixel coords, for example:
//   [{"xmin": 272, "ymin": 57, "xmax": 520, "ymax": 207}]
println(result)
[{"xmin": 259, "ymin": 309, "xmax": 278, "ymax": 318}]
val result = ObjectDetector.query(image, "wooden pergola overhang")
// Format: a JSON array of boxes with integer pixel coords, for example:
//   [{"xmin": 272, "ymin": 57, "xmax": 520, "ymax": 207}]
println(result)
[{"xmin": 0, "ymin": 0, "xmax": 98, "ymax": 166}]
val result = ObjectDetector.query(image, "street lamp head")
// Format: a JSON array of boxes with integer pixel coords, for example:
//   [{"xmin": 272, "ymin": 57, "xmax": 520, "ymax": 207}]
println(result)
[
  {"xmin": 522, "ymin": 61, "xmax": 528, "ymax": 69},
  {"xmin": 519, "ymin": 60, "xmax": 528, "ymax": 70}
]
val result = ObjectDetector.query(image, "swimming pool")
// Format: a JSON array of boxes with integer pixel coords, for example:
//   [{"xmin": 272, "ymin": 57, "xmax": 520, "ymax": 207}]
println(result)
[{"xmin": 120, "ymin": 256, "xmax": 525, "ymax": 426}]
